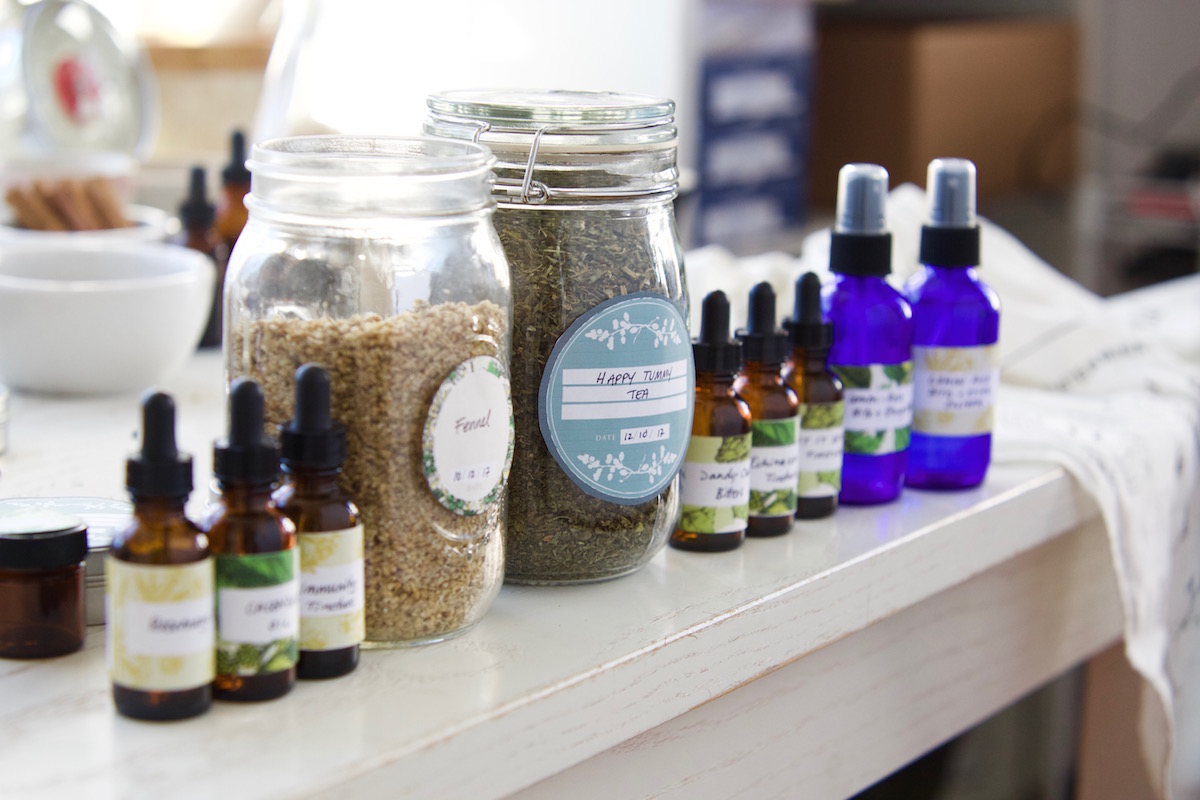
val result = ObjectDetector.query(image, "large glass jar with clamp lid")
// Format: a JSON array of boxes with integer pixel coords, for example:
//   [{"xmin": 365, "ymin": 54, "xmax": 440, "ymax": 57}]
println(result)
[
  {"xmin": 425, "ymin": 90, "xmax": 693, "ymax": 585},
  {"xmin": 223, "ymin": 136, "xmax": 513, "ymax": 645}
]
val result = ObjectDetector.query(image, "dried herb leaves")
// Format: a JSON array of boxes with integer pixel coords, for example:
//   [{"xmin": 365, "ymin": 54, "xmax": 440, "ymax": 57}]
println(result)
[{"xmin": 497, "ymin": 206, "xmax": 683, "ymax": 583}]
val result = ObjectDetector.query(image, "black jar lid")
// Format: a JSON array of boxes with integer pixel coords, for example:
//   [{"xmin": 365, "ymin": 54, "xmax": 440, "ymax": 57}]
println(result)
[{"xmin": 0, "ymin": 502, "xmax": 88, "ymax": 570}]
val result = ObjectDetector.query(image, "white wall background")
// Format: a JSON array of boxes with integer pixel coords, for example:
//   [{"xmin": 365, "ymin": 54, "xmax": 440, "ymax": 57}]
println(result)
[{"xmin": 251, "ymin": 0, "xmax": 704, "ymax": 173}]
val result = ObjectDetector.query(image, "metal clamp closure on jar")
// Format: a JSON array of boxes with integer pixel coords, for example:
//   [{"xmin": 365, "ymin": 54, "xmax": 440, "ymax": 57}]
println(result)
[{"xmin": 425, "ymin": 90, "xmax": 680, "ymax": 207}]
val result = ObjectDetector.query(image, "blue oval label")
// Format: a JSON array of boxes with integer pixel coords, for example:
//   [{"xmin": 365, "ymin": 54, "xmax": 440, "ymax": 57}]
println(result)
[{"xmin": 538, "ymin": 292, "xmax": 695, "ymax": 505}]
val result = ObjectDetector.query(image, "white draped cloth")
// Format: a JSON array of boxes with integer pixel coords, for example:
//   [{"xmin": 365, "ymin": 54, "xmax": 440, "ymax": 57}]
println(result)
[{"xmin": 686, "ymin": 185, "xmax": 1200, "ymax": 798}]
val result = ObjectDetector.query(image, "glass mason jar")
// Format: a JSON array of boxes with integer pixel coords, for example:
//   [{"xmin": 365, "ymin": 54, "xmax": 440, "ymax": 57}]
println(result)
[
  {"xmin": 425, "ymin": 91, "xmax": 694, "ymax": 585},
  {"xmin": 224, "ymin": 136, "xmax": 514, "ymax": 646}
]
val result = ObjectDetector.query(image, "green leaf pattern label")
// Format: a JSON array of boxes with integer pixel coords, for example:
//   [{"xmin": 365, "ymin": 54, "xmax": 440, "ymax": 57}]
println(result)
[
  {"xmin": 749, "ymin": 418, "xmax": 800, "ymax": 518},
  {"xmin": 797, "ymin": 401, "xmax": 844, "ymax": 498},
  {"xmin": 106, "ymin": 558, "xmax": 215, "ymax": 692},
  {"xmin": 299, "ymin": 526, "xmax": 365, "ymax": 652},
  {"xmin": 679, "ymin": 433, "xmax": 751, "ymax": 533},
  {"xmin": 215, "ymin": 549, "xmax": 299, "ymax": 677},
  {"xmin": 423, "ymin": 355, "xmax": 515, "ymax": 516},
  {"xmin": 831, "ymin": 361, "xmax": 914, "ymax": 455},
  {"xmin": 912, "ymin": 345, "xmax": 998, "ymax": 436}
]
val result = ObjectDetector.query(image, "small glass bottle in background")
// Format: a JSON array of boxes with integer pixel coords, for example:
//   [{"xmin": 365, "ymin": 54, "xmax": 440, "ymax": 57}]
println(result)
[
  {"xmin": 216, "ymin": 130, "xmax": 251, "ymax": 251},
  {"xmin": 177, "ymin": 166, "xmax": 219, "ymax": 259},
  {"xmin": 202, "ymin": 379, "xmax": 298, "ymax": 702},
  {"xmin": 785, "ymin": 273, "xmax": 846, "ymax": 519},
  {"xmin": 905, "ymin": 159, "xmax": 1000, "ymax": 489},
  {"xmin": 672, "ymin": 291, "xmax": 751, "ymax": 553},
  {"xmin": 175, "ymin": 166, "xmax": 224, "ymax": 349},
  {"xmin": 108, "ymin": 391, "xmax": 213, "ymax": 720},
  {"xmin": 735, "ymin": 282, "xmax": 799, "ymax": 536},
  {"xmin": 823, "ymin": 164, "xmax": 914, "ymax": 505},
  {"xmin": 273, "ymin": 365, "xmax": 364, "ymax": 680}
]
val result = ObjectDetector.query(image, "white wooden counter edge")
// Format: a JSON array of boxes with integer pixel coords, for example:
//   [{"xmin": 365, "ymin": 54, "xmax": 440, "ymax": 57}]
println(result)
[
  {"xmin": 0, "ymin": 358, "xmax": 1105, "ymax": 799},
  {"xmin": 0, "ymin": 468, "xmax": 1100, "ymax": 800}
]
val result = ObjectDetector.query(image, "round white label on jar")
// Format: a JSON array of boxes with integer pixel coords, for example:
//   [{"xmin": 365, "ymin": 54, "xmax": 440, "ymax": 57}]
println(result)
[{"xmin": 422, "ymin": 355, "xmax": 515, "ymax": 516}]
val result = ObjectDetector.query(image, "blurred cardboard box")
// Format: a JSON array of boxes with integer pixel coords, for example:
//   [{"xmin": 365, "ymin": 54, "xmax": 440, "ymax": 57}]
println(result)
[{"xmin": 809, "ymin": 17, "xmax": 1077, "ymax": 206}]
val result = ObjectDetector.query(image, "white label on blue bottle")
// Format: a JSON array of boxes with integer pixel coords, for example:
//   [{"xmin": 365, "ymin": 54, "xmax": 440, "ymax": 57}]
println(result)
[
  {"xmin": 912, "ymin": 345, "xmax": 998, "ymax": 436},
  {"xmin": 539, "ymin": 293, "xmax": 695, "ymax": 505},
  {"xmin": 831, "ymin": 362, "xmax": 914, "ymax": 455}
]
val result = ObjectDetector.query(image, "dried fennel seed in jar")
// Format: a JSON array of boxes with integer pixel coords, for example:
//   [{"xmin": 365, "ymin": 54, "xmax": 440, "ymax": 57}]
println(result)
[
  {"xmin": 497, "ymin": 207, "xmax": 686, "ymax": 582},
  {"xmin": 231, "ymin": 299, "xmax": 507, "ymax": 642}
]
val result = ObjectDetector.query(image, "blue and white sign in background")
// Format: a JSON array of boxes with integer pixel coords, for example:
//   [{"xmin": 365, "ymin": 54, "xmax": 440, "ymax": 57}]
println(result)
[{"xmin": 539, "ymin": 292, "xmax": 696, "ymax": 505}]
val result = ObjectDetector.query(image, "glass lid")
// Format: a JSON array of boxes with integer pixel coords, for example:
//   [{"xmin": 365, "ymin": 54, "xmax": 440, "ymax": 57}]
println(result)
[
  {"xmin": 426, "ymin": 89, "xmax": 674, "ymax": 130},
  {"xmin": 21, "ymin": 0, "xmax": 156, "ymax": 158}
]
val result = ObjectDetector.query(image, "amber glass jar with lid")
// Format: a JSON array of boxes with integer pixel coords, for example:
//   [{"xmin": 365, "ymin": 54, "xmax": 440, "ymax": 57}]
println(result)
[
  {"xmin": 224, "ymin": 136, "xmax": 513, "ymax": 646},
  {"xmin": 425, "ymin": 90, "xmax": 693, "ymax": 584},
  {"xmin": 0, "ymin": 503, "xmax": 87, "ymax": 658}
]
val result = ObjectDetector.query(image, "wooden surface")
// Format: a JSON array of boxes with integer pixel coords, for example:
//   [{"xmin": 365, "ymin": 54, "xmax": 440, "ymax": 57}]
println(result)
[
  {"xmin": 517, "ymin": 516, "xmax": 1121, "ymax": 800},
  {"xmin": 146, "ymin": 41, "xmax": 273, "ymax": 72},
  {"xmin": 1077, "ymin": 644, "xmax": 1161, "ymax": 800},
  {"xmin": 0, "ymin": 355, "xmax": 1115, "ymax": 799}
]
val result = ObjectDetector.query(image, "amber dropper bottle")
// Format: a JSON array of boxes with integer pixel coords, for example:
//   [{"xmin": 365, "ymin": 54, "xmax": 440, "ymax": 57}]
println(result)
[
  {"xmin": 736, "ymin": 282, "xmax": 800, "ymax": 537},
  {"xmin": 784, "ymin": 273, "xmax": 846, "ymax": 520},
  {"xmin": 215, "ymin": 130, "xmax": 250, "ymax": 252},
  {"xmin": 175, "ymin": 166, "xmax": 224, "ymax": 349},
  {"xmin": 177, "ymin": 166, "xmax": 220, "ymax": 261},
  {"xmin": 671, "ymin": 290, "xmax": 752, "ymax": 553},
  {"xmin": 273, "ymin": 365, "xmax": 364, "ymax": 680},
  {"xmin": 109, "ymin": 391, "xmax": 213, "ymax": 720},
  {"xmin": 203, "ymin": 379, "xmax": 298, "ymax": 702}
]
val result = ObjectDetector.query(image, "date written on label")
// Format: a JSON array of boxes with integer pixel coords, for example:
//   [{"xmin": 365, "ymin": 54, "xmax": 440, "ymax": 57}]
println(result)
[
  {"xmin": 619, "ymin": 424, "xmax": 671, "ymax": 445},
  {"xmin": 452, "ymin": 463, "xmax": 498, "ymax": 483}
]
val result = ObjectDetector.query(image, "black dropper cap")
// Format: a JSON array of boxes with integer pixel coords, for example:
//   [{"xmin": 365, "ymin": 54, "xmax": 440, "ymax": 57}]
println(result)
[
  {"xmin": 221, "ymin": 130, "xmax": 251, "ymax": 187},
  {"xmin": 785, "ymin": 272, "xmax": 834, "ymax": 350},
  {"xmin": 213, "ymin": 379, "xmax": 279, "ymax": 486},
  {"xmin": 281, "ymin": 365, "xmax": 346, "ymax": 472},
  {"xmin": 127, "ymin": 391, "xmax": 194, "ymax": 500},
  {"xmin": 179, "ymin": 166, "xmax": 215, "ymax": 230},
  {"xmin": 692, "ymin": 291, "xmax": 742, "ymax": 374},
  {"xmin": 736, "ymin": 282, "xmax": 789, "ymax": 365}
]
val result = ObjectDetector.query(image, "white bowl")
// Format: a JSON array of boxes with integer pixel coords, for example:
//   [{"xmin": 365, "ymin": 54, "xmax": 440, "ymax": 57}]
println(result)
[
  {"xmin": 0, "ymin": 240, "xmax": 215, "ymax": 395},
  {"xmin": 0, "ymin": 204, "xmax": 177, "ymax": 243}
]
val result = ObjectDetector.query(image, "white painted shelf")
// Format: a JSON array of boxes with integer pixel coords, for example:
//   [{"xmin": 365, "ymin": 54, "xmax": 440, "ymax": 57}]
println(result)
[{"xmin": 0, "ymin": 354, "xmax": 1121, "ymax": 799}]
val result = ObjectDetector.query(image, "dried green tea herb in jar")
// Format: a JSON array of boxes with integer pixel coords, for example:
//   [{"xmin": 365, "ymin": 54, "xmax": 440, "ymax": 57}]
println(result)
[{"xmin": 426, "ymin": 90, "xmax": 694, "ymax": 585}]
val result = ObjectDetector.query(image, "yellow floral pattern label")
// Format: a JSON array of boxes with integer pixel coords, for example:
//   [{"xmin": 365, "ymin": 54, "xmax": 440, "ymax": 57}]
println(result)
[
  {"xmin": 912, "ymin": 345, "xmax": 998, "ymax": 436},
  {"xmin": 106, "ymin": 558, "xmax": 215, "ymax": 692},
  {"xmin": 299, "ymin": 525, "xmax": 365, "ymax": 651}
]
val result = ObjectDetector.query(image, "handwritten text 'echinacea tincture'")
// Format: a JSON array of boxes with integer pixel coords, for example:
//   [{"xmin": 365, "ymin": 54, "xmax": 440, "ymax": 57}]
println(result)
[
  {"xmin": 672, "ymin": 291, "xmax": 751, "ymax": 553},
  {"xmin": 904, "ymin": 159, "xmax": 1000, "ymax": 489},
  {"xmin": 109, "ymin": 392, "xmax": 214, "ymax": 721},
  {"xmin": 784, "ymin": 272, "xmax": 845, "ymax": 519},
  {"xmin": 823, "ymin": 164, "xmax": 914, "ymax": 505},
  {"xmin": 736, "ymin": 283, "xmax": 800, "ymax": 536}
]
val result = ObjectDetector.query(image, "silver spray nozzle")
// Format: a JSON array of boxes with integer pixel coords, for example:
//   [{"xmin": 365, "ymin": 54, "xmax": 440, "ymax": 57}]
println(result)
[
  {"xmin": 926, "ymin": 158, "xmax": 977, "ymax": 228},
  {"xmin": 834, "ymin": 163, "xmax": 889, "ymax": 236}
]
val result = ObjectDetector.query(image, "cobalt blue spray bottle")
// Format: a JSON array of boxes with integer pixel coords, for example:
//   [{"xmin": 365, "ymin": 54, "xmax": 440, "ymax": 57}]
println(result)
[
  {"xmin": 905, "ymin": 158, "xmax": 1000, "ymax": 489},
  {"xmin": 823, "ymin": 164, "xmax": 914, "ymax": 505}
]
